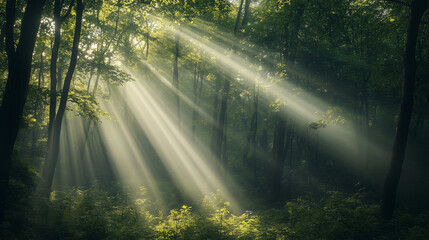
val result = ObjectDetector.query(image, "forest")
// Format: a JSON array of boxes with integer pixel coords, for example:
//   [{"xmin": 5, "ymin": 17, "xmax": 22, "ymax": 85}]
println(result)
[{"xmin": 0, "ymin": 0, "xmax": 429, "ymax": 239}]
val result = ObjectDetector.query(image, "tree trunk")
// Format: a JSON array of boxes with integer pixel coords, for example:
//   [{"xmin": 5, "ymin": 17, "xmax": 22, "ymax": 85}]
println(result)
[
  {"xmin": 243, "ymin": 83, "xmax": 259, "ymax": 166},
  {"xmin": 241, "ymin": 0, "xmax": 251, "ymax": 26},
  {"xmin": 86, "ymin": 69, "xmax": 94, "ymax": 93},
  {"xmin": 234, "ymin": 0, "xmax": 244, "ymax": 35},
  {"xmin": 48, "ymin": 1, "xmax": 61, "ymax": 137},
  {"xmin": 92, "ymin": 65, "xmax": 101, "ymax": 96},
  {"xmin": 269, "ymin": 1, "xmax": 305, "ymax": 203},
  {"xmin": 38, "ymin": 50, "xmax": 44, "ymax": 88},
  {"xmin": 173, "ymin": 33, "xmax": 180, "ymax": 122},
  {"xmin": 250, "ymin": 85, "xmax": 259, "ymax": 184},
  {"xmin": 43, "ymin": 0, "xmax": 84, "ymax": 195},
  {"xmin": 216, "ymin": 78, "xmax": 230, "ymax": 165},
  {"xmin": 381, "ymin": 0, "xmax": 428, "ymax": 219},
  {"xmin": 0, "ymin": 0, "xmax": 46, "ymax": 223},
  {"xmin": 146, "ymin": 32, "xmax": 150, "ymax": 59},
  {"xmin": 210, "ymin": 78, "xmax": 221, "ymax": 153},
  {"xmin": 270, "ymin": 112, "xmax": 286, "ymax": 202},
  {"xmin": 192, "ymin": 62, "xmax": 200, "ymax": 140}
]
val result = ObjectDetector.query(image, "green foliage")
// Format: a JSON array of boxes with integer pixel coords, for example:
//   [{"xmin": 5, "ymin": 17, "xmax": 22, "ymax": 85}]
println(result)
[
  {"xmin": 2, "ymin": 185, "xmax": 429, "ymax": 240},
  {"xmin": 286, "ymin": 192, "xmax": 381, "ymax": 240},
  {"xmin": 67, "ymin": 89, "xmax": 110, "ymax": 121},
  {"xmin": 36, "ymin": 185, "xmax": 154, "ymax": 240},
  {"xmin": 154, "ymin": 205, "xmax": 197, "ymax": 239}
]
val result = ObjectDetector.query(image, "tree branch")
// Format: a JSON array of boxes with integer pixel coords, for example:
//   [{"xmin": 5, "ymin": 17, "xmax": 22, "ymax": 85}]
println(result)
[{"xmin": 60, "ymin": 0, "xmax": 75, "ymax": 22}]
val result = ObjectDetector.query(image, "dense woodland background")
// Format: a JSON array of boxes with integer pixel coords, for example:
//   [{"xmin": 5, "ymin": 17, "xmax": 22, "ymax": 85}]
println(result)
[{"xmin": 1, "ymin": 0, "xmax": 429, "ymax": 239}]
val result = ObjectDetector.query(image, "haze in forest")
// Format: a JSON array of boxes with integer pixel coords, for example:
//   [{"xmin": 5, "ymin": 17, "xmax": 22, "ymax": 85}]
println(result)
[{"xmin": 0, "ymin": 0, "xmax": 428, "ymax": 239}]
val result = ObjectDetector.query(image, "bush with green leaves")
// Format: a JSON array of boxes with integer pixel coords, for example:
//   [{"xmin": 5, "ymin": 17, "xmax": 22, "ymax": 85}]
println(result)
[
  {"xmin": 285, "ymin": 191, "xmax": 381, "ymax": 240},
  {"xmin": 35, "ymin": 185, "xmax": 154, "ymax": 240},
  {"xmin": 3, "ymin": 184, "xmax": 429, "ymax": 240}
]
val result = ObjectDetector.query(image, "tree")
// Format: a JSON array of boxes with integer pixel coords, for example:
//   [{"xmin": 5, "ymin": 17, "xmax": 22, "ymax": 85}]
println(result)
[
  {"xmin": 381, "ymin": 0, "xmax": 428, "ymax": 219},
  {"xmin": 269, "ymin": 0, "xmax": 305, "ymax": 202},
  {"xmin": 0, "ymin": 0, "xmax": 47, "ymax": 223},
  {"xmin": 42, "ymin": 0, "xmax": 84, "ymax": 195}
]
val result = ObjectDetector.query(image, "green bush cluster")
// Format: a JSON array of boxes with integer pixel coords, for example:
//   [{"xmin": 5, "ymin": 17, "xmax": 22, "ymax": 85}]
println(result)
[
  {"xmin": 2, "ymin": 186, "xmax": 429, "ymax": 239},
  {"xmin": 34, "ymin": 185, "xmax": 154, "ymax": 240}
]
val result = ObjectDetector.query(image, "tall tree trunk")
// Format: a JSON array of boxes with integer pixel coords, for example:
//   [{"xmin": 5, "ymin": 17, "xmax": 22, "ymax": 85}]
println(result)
[
  {"xmin": 0, "ymin": 0, "xmax": 46, "ymax": 223},
  {"xmin": 234, "ymin": 0, "xmax": 244, "ymax": 35},
  {"xmin": 243, "ymin": 83, "xmax": 259, "ymax": 165},
  {"xmin": 173, "ymin": 33, "xmax": 180, "ymax": 122},
  {"xmin": 38, "ymin": 50, "xmax": 44, "ymax": 88},
  {"xmin": 192, "ymin": 62, "xmax": 200, "ymax": 140},
  {"xmin": 48, "ymin": 2, "xmax": 61, "ymax": 137},
  {"xmin": 241, "ymin": 0, "xmax": 251, "ymax": 26},
  {"xmin": 92, "ymin": 62, "xmax": 102, "ymax": 96},
  {"xmin": 210, "ymin": 78, "xmax": 221, "ymax": 153},
  {"xmin": 287, "ymin": 122, "xmax": 295, "ymax": 197},
  {"xmin": 250, "ymin": 85, "xmax": 259, "ymax": 184},
  {"xmin": 86, "ymin": 69, "xmax": 94, "ymax": 93},
  {"xmin": 216, "ymin": 78, "xmax": 230, "ymax": 165},
  {"xmin": 146, "ymin": 32, "xmax": 150, "ymax": 59},
  {"xmin": 43, "ymin": 0, "xmax": 84, "ymax": 195},
  {"xmin": 381, "ymin": 0, "xmax": 428, "ymax": 219},
  {"xmin": 32, "ymin": 49, "xmax": 45, "ymax": 160},
  {"xmin": 270, "ymin": 112, "xmax": 286, "ymax": 202},
  {"xmin": 269, "ymin": 1, "xmax": 305, "ymax": 203},
  {"xmin": 49, "ymin": 0, "xmax": 75, "ymax": 136}
]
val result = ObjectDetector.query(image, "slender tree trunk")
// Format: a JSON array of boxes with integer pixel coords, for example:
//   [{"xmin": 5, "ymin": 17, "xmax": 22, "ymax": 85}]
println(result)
[
  {"xmin": 234, "ymin": 0, "xmax": 244, "ymax": 35},
  {"xmin": 92, "ymin": 65, "xmax": 101, "ymax": 96},
  {"xmin": 192, "ymin": 62, "xmax": 199, "ymax": 140},
  {"xmin": 173, "ymin": 33, "xmax": 180, "ymax": 122},
  {"xmin": 241, "ymin": 0, "xmax": 251, "ymax": 26},
  {"xmin": 243, "ymin": 83, "xmax": 259, "ymax": 165},
  {"xmin": 270, "ymin": 112, "xmax": 286, "ymax": 202},
  {"xmin": 49, "ymin": 4, "xmax": 61, "ymax": 137},
  {"xmin": 381, "ymin": 0, "xmax": 428, "ymax": 219},
  {"xmin": 146, "ymin": 32, "xmax": 150, "ymax": 59},
  {"xmin": 222, "ymin": 111, "xmax": 228, "ymax": 169},
  {"xmin": 216, "ymin": 78, "xmax": 230, "ymax": 165},
  {"xmin": 287, "ymin": 123, "xmax": 295, "ymax": 197},
  {"xmin": 210, "ymin": 79, "xmax": 221, "ymax": 153},
  {"xmin": 32, "ymin": 49, "xmax": 45, "ymax": 160},
  {"xmin": 0, "ymin": 0, "xmax": 46, "ymax": 223},
  {"xmin": 269, "ymin": 1, "xmax": 305, "ymax": 203},
  {"xmin": 43, "ymin": 0, "xmax": 84, "ymax": 195},
  {"xmin": 57, "ymin": 66, "xmax": 63, "ymax": 90},
  {"xmin": 38, "ymin": 50, "xmax": 44, "ymax": 88},
  {"xmin": 86, "ymin": 69, "xmax": 94, "ymax": 93},
  {"xmin": 250, "ymin": 86, "xmax": 259, "ymax": 184}
]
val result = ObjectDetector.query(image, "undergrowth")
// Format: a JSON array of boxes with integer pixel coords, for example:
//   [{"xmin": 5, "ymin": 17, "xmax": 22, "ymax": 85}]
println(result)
[{"xmin": 1, "ymin": 185, "xmax": 428, "ymax": 239}]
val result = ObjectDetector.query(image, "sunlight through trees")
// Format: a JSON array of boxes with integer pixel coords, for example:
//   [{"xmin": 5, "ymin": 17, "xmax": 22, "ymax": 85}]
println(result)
[{"xmin": 1, "ymin": 0, "xmax": 429, "ymax": 238}]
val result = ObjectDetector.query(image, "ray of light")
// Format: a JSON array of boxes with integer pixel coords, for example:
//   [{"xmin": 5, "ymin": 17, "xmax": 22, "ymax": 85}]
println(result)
[
  {"xmin": 132, "ymin": 61, "xmax": 214, "ymax": 126},
  {"xmin": 152, "ymin": 18, "xmax": 391, "ymax": 176},
  {"xmin": 99, "ymin": 99, "xmax": 166, "ymax": 206},
  {"xmin": 118, "ymin": 68, "xmax": 241, "ymax": 210}
]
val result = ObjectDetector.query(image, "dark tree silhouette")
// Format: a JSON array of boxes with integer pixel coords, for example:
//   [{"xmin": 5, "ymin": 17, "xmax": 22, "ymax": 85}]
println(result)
[
  {"xmin": 381, "ymin": 0, "xmax": 428, "ymax": 219},
  {"xmin": 0, "ymin": 0, "xmax": 46, "ymax": 223}
]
